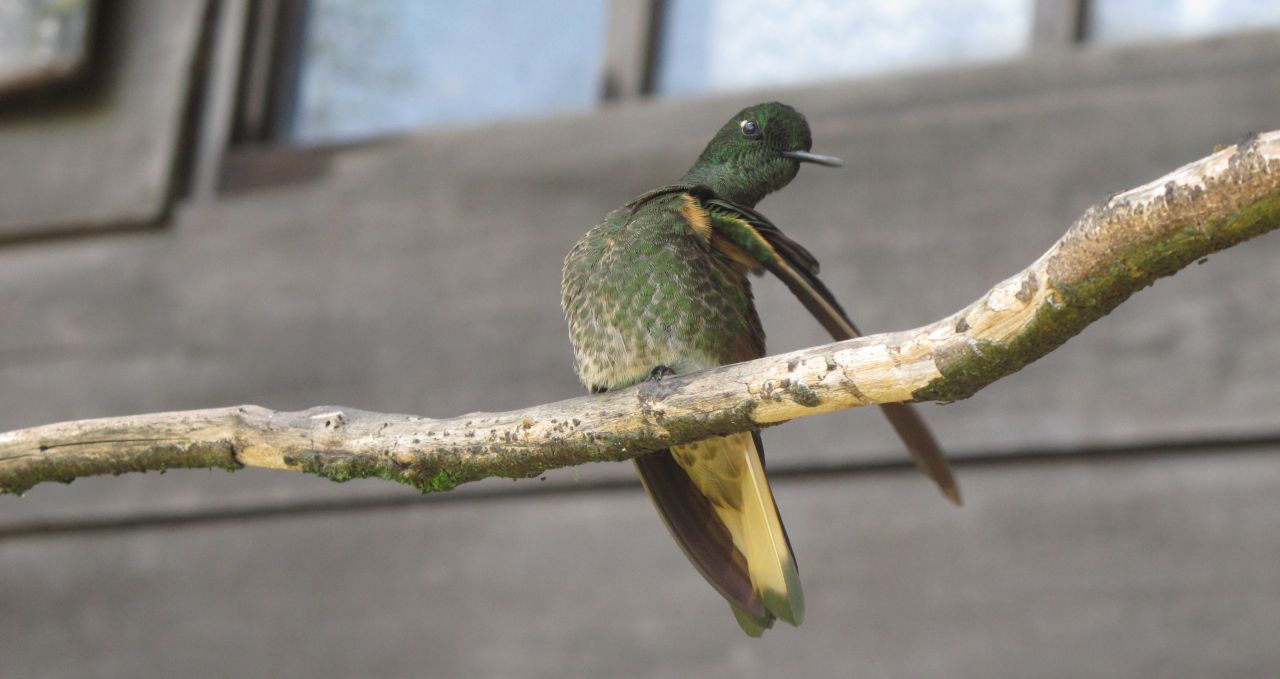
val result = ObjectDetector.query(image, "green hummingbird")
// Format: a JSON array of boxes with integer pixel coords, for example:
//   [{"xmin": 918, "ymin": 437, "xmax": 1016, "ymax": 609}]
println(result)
[{"xmin": 561, "ymin": 102, "xmax": 959, "ymax": 636}]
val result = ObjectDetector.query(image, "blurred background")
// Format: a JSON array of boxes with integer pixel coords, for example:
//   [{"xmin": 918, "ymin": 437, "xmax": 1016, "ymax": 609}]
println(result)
[{"xmin": 2, "ymin": 0, "xmax": 1280, "ymax": 677}]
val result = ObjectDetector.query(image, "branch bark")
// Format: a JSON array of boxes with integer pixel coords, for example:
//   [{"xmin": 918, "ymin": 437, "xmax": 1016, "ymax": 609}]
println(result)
[{"xmin": 4, "ymin": 133, "xmax": 1280, "ymax": 496}]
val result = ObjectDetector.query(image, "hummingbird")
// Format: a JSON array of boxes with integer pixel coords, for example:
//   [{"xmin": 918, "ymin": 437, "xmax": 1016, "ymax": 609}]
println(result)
[{"xmin": 561, "ymin": 102, "xmax": 959, "ymax": 636}]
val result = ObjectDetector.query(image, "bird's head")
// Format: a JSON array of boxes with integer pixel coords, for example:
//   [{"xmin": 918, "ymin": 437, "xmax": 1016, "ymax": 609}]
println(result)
[{"xmin": 681, "ymin": 102, "xmax": 842, "ymax": 207}]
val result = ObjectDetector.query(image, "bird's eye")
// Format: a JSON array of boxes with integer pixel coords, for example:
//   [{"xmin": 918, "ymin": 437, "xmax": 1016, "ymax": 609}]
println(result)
[{"xmin": 740, "ymin": 119, "xmax": 762, "ymax": 139}]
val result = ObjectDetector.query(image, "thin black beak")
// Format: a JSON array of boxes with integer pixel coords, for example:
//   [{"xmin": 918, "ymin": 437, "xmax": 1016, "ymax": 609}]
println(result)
[{"xmin": 781, "ymin": 150, "xmax": 844, "ymax": 167}]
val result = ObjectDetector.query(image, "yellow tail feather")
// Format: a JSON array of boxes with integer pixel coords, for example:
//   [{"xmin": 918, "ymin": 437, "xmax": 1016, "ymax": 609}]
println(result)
[{"xmin": 671, "ymin": 432, "xmax": 804, "ymax": 628}]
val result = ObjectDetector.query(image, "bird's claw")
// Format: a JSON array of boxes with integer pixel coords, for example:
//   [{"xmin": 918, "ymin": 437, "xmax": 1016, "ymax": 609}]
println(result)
[{"xmin": 646, "ymin": 365, "xmax": 677, "ymax": 382}]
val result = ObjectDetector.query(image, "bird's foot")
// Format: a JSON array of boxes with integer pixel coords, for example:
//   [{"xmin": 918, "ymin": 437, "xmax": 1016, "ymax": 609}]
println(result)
[
  {"xmin": 639, "ymin": 365, "xmax": 679, "ymax": 403},
  {"xmin": 646, "ymin": 365, "xmax": 677, "ymax": 382}
]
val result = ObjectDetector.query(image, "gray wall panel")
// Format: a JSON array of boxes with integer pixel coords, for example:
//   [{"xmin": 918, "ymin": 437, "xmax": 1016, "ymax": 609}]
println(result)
[{"xmin": 4, "ymin": 448, "xmax": 1279, "ymax": 678}]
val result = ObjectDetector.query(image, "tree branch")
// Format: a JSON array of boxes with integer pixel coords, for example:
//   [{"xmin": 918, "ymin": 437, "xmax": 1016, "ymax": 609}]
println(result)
[{"xmin": 4, "ymin": 133, "xmax": 1280, "ymax": 496}]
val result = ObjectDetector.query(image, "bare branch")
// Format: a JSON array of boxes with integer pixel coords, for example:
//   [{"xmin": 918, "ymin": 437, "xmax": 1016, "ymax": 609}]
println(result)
[{"xmin": 3, "ymin": 132, "xmax": 1280, "ymax": 496}]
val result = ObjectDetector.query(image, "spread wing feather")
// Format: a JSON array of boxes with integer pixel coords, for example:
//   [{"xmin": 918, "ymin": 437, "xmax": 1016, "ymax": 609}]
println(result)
[{"xmin": 703, "ymin": 195, "xmax": 962, "ymax": 506}]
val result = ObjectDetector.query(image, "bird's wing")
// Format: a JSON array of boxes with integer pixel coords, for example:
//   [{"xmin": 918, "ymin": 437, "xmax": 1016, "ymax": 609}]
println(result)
[{"xmin": 701, "ymin": 194, "xmax": 962, "ymax": 506}]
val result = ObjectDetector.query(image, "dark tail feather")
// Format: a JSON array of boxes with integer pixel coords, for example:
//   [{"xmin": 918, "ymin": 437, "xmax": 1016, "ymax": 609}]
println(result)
[
  {"xmin": 879, "ymin": 402, "xmax": 962, "ymax": 505},
  {"xmin": 767, "ymin": 254, "xmax": 962, "ymax": 505}
]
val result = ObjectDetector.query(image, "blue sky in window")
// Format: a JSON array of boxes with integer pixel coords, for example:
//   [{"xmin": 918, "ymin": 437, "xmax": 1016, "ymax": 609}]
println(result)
[
  {"xmin": 654, "ymin": 0, "xmax": 1035, "ymax": 96},
  {"xmin": 289, "ymin": 0, "xmax": 1280, "ymax": 143},
  {"xmin": 1090, "ymin": 0, "xmax": 1280, "ymax": 43},
  {"xmin": 292, "ymin": 0, "xmax": 609, "ymax": 144}
]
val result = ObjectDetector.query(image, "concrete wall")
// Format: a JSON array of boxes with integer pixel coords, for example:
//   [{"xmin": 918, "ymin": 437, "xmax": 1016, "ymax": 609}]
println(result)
[{"xmin": 2, "ymin": 18, "xmax": 1280, "ymax": 679}]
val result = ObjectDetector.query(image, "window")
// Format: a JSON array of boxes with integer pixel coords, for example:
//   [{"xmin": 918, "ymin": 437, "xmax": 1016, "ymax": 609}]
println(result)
[
  {"xmin": 0, "ymin": 0, "xmax": 92, "ymax": 96},
  {"xmin": 0, "ymin": 1, "xmax": 202, "ymax": 238},
  {"xmin": 653, "ymin": 0, "xmax": 1035, "ymax": 96},
  {"xmin": 289, "ymin": 0, "xmax": 610, "ymax": 145},
  {"xmin": 1089, "ymin": 0, "xmax": 1280, "ymax": 45},
  {"xmin": 249, "ymin": 0, "xmax": 1280, "ymax": 146}
]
